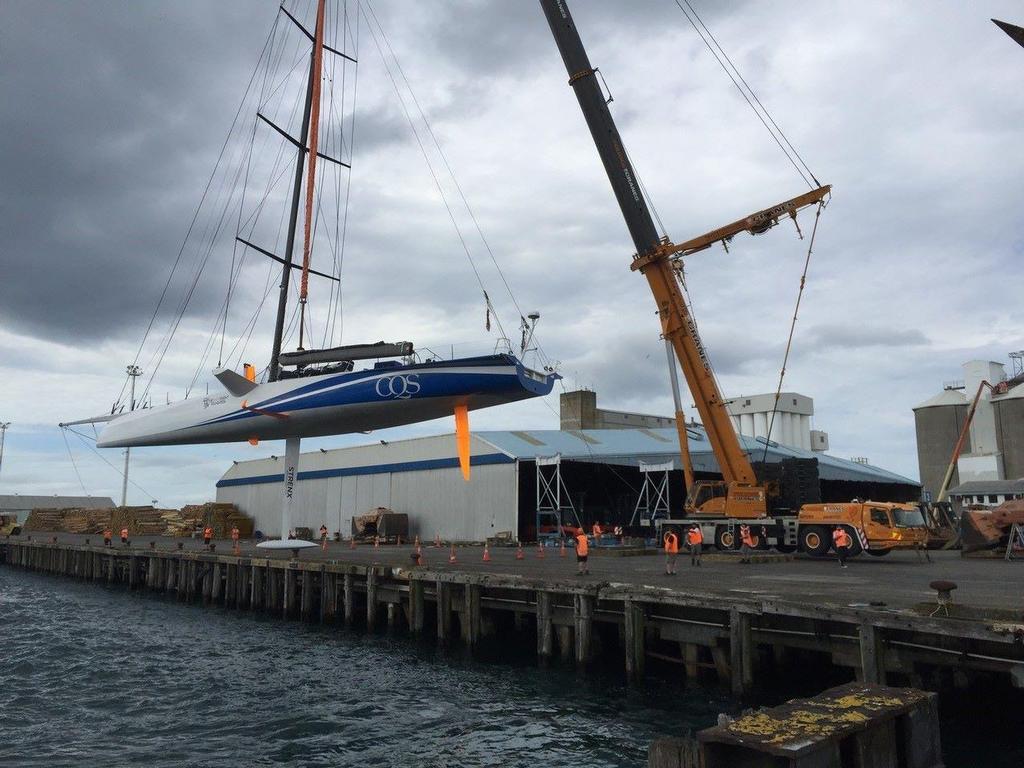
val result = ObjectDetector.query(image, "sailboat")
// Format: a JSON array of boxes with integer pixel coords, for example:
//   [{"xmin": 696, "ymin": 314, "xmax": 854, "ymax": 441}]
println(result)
[{"xmin": 63, "ymin": 0, "xmax": 559, "ymax": 547}]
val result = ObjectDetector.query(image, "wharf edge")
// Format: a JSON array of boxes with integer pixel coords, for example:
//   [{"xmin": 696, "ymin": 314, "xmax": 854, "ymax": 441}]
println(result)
[{"xmin": 3, "ymin": 539, "xmax": 1023, "ymax": 696}]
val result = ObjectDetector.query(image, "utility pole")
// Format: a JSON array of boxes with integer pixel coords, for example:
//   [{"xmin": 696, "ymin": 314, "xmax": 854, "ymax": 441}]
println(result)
[
  {"xmin": 0, "ymin": 422, "xmax": 9, "ymax": 484},
  {"xmin": 121, "ymin": 366, "xmax": 142, "ymax": 507}
]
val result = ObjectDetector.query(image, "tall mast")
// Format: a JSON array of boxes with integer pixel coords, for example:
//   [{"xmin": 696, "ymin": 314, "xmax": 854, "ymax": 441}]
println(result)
[
  {"xmin": 298, "ymin": 0, "xmax": 327, "ymax": 349},
  {"xmin": 268, "ymin": 0, "xmax": 326, "ymax": 382}
]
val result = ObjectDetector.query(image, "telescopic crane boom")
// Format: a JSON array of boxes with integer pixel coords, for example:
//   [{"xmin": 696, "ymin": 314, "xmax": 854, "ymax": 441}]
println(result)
[{"xmin": 539, "ymin": 0, "xmax": 829, "ymax": 517}]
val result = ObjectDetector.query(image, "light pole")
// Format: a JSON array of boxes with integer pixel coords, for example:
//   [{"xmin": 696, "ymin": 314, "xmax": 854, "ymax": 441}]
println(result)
[
  {"xmin": 0, "ymin": 422, "xmax": 9, "ymax": 484},
  {"xmin": 121, "ymin": 366, "xmax": 142, "ymax": 507}
]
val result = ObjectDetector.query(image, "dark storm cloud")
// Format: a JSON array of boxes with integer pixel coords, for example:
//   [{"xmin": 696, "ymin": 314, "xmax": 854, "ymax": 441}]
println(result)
[{"xmin": 0, "ymin": 1, "xmax": 277, "ymax": 343}]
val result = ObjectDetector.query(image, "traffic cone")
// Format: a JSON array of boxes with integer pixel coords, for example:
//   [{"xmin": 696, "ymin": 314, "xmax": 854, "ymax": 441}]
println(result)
[
  {"xmin": 536, "ymin": 542, "xmax": 546, "ymax": 559},
  {"xmin": 515, "ymin": 544, "xmax": 525, "ymax": 560},
  {"xmin": 449, "ymin": 544, "xmax": 457, "ymax": 563},
  {"xmin": 482, "ymin": 543, "xmax": 491, "ymax": 562},
  {"xmin": 434, "ymin": 533, "xmax": 441, "ymax": 548},
  {"xmin": 559, "ymin": 539, "xmax": 566, "ymax": 558}
]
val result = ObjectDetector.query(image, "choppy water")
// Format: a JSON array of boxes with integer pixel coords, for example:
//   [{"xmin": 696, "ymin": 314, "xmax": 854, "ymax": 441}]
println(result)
[{"xmin": 0, "ymin": 568, "xmax": 729, "ymax": 767}]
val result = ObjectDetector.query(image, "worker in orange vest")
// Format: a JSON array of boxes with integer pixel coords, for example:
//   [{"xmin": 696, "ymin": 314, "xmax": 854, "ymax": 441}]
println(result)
[
  {"xmin": 203, "ymin": 525, "xmax": 214, "ymax": 549},
  {"xmin": 230, "ymin": 525, "xmax": 240, "ymax": 553},
  {"xmin": 739, "ymin": 524, "xmax": 755, "ymax": 564},
  {"xmin": 120, "ymin": 527, "xmax": 129, "ymax": 546},
  {"xmin": 663, "ymin": 530, "xmax": 679, "ymax": 575},
  {"xmin": 574, "ymin": 530, "xmax": 590, "ymax": 575},
  {"xmin": 591, "ymin": 521, "xmax": 603, "ymax": 537},
  {"xmin": 103, "ymin": 528, "xmax": 113, "ymax": 547},
  {"xmin": 686, "ymin": 524, "xmax": 703, "ymax": 567},
  {"xmin": 832, "ymin": 525, "xmax": 852, "ymax": 568},
  {"xmin": 319, "ymin": 524, "xmax": 329, "ymax": 551}
]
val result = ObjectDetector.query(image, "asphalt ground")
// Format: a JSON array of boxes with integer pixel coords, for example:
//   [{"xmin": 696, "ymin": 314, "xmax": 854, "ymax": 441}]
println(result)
[{"xmin": 18, "ymin": 532, "xmax": 1023, "ymax": 616}]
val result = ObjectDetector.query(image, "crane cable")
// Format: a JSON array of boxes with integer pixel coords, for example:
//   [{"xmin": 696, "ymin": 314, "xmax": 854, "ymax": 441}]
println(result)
[
  {"xmin": 761, "ymin": 201, "xmax": 824, "ymax": 463},
  {"xmin": 673, "ymin": 0, "xmax": 820, "ymax": 190}
]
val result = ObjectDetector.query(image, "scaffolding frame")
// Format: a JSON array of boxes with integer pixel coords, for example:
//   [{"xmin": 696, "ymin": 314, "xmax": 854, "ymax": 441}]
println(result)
[
  {"xmin": 631, "ymin": 460, "xmax": 673, "ymax": 527},
  {"xmin": 535, "ymin": 454, "xmax": 579, "ymax": 541}
]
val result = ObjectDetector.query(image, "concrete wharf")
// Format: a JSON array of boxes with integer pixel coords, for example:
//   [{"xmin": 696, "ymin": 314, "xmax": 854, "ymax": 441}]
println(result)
[{"xmin": 3, "ymin": 535, "xmax": 1023, "ymax": 696}]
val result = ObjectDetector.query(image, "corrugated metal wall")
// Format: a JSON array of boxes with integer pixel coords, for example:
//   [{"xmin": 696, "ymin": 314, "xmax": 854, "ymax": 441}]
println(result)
[{"xmin": 215, "ymin": 434, "xmax": 519, "ymax": 541}]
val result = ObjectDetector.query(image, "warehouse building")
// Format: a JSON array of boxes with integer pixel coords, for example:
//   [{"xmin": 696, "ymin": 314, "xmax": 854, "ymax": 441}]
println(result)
[{"xmin": 216, "ymin": 427, "xmax": 919, "ymax": 542}]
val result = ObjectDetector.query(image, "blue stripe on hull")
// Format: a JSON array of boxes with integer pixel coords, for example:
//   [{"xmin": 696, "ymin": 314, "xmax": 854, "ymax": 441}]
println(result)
[{"xmin": 216, "ymin": 452, "xmax": 515, "ymax": 487}]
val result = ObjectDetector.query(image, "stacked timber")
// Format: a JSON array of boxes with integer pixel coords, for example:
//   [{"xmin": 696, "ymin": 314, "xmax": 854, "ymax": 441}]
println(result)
[
  {"xmin": 23, "ymin": 507, "xmax": 112, "ymax": 533},
  {"xmin": 180, "ymin": 502, "xmax": 253, "ymax": 538}
]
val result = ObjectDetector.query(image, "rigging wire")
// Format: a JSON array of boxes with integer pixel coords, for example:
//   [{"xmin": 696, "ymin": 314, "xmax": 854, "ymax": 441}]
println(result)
[
  {"xmin": 761, "ymin": 201, "xmax": 824, "ymax": 464},
  {"xmin": 64, "ymin": 427, "xmax": 160, "ymax": 502},
  {"xmin": 60, "ymin": 427, "xmax": 89, "ymax": 496},
  {"xmin": 116, "ymin": 11, "xmax": 283, "ymax": 410},
  {"xmin": 672, "ymin": 0, "xmax": 817, "ymax": 189},
  {"xmin": 361, "ymin": 1, "xmax": 513, "ymax": 345}
]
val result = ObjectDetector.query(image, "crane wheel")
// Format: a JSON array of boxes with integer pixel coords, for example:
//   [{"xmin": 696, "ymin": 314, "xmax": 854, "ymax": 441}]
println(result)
[
  {"xmin": 715, "ymin": 526, "xmax": 738, "ymax": 551},
  {"xmin": 775, "ymin": 543, "xmax": 796, "ymax": 554},
  {"xmin": 800, "ymin": 526, "xmax": 831, "ymax": 557},
  {"xmin": 866, "ymin": 549, "xmax": 891, "ymax": 557}
]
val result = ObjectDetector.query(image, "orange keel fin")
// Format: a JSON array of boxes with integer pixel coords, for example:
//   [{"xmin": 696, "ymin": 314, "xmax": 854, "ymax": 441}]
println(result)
[
  {"xmin": 454, "ymin": 405, "xmax": 471, "ymax": 482},
  {"xmin": 243, "ymin": 363, "xmax": 256, "ymax": 383}
]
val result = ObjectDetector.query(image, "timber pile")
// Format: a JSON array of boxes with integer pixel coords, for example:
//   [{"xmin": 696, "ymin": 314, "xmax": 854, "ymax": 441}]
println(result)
[
  {"xmin": 24, "ymin": 507, "xmax": 112, "ymax": 534},
  {"xmin": 180, "ymin": 502, "xmax": 253, "ymax": 538},
  {"xmin": 21, "ymin": 503, "xmax": 252, "ymax": 538}
]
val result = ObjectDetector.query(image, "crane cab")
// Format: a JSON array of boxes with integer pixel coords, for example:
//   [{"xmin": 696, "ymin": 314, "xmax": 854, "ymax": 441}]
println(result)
[{"xmin": 686, "ymin": 480, "xmax": 767, "ymax": 518}]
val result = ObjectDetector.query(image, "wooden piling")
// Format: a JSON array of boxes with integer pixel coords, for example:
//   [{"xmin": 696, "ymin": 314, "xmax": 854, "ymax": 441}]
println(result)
[
  {"xmin": 860, "ymin": 622, "xmax": 886, "ymax": 685},
  {"xmin": 284, "ymin": 568, "xmax": 297, "ymax": 618},
  {"xmin": 574, "ymin": 594, "xmax": 593, "ymax": 666},
  {"xmin": 436, "ymin": 580, "xmax": 452, "ymax": 643},
  {"xmin": 462, "ymin": 584, "xmax": 481, "ymax": 646},
  {"xmin": 366, "ymin": 568, "xmax": 378, "ymax": 631},
  {"xmin": 409, "ymin": 578, "xmax": 425, "ymax": 634},
  {"xmin": 251, "ymin": 564, "xmax": 264, "ymax": 610},
  {"xmin": 729, "ymin": 608, "xmax": 753, "ymax": 697},
  {"xmin": 210, "ymin": 562, "xmax": 222, "ymax": 603},
  {"xmin": 224, "ymin": 563, "xmax": 236, "ymax": 607},
  {"xmin": 237, "ymin": 563, "xmax": 250, "ymax": 609},
  {"xmin": 624, "ymin": 598, "xmax": 645, "ymax": 681},
  {"xmin": 537, "ymin": 591, "xmax": 553, "ymax": 660},
  {"xmin": 343, "ymin": 572, "xmax": 354, "ymax": 625},
  {"xmin": 301, "ymin": 570, "xmax": 314, "ymax": 622}
]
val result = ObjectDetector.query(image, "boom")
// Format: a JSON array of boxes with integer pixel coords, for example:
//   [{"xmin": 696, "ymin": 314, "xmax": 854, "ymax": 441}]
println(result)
[{"xmin": 539, "ymin": 0, "xmax": 757, "ymax": 488}]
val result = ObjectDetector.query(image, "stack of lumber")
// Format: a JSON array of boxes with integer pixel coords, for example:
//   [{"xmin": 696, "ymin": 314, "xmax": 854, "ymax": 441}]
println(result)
[
  {"xmin": 24, "ymin": 507, "xmax": 112, "ymax": 533},
  {"xmin": 180, "ymin": 502, "xmax": 253, "ymax": 538},
  {"xmin": 22, "ymin": 502, "xmax": 253, "ymax": 538}
]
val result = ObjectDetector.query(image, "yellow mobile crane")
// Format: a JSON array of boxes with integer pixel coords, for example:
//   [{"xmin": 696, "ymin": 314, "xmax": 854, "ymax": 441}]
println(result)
[{"xmin": 540, "ymin": 0, "xmax": 929, "ymax": 556}]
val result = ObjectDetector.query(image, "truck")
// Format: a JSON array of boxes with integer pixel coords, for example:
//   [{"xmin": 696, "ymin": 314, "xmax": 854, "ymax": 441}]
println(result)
[{"xmin": 539, "ymin": 0, "xmax": 931, "ymax": 557}]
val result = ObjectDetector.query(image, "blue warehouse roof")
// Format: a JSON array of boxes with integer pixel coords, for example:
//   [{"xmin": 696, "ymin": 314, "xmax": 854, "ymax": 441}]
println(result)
[{"xmin": 475, "ymin": 428, "xmax": 918, "ymax": 486}]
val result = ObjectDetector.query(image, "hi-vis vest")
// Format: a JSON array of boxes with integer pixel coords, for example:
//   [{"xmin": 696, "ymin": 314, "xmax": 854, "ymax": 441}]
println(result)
[
  {"xmin": 575, "ymin": 534, "xmax": 589, "ymax": 557},
  {"xmin": 664, "ymin": 533, "xmax": 679, "ymax": 554}
]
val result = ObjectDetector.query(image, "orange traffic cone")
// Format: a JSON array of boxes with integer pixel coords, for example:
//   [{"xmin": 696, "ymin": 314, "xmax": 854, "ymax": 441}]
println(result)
[
  {"xmin": 434, "ymin": 533, "xmax": 441, "ymax": 548},
  {"xmin": 482, "ymin": 543, "xmax": 491, "ymax": 562},
  {"xmin": 559, "ymin": 539, "xmax": 566, "ymax": 558},
  {"xmin": 350, "ymin": 537, "xmax": 357, "ymax": 549},
  {"xmin": 536, "ymin": 542, "xmax": 546, "ymax": 559},
  {"xmin": 449, "ymin": 544, "xmax": 457, "ymax": 563},
  {"xmin": 515, "ymin": 544, "xmax": 525, "ymax": 560}
]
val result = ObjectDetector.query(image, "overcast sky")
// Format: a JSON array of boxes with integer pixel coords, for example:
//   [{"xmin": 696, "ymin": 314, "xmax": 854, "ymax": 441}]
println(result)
[{"xmin": 1, "ymin": 0, "xmax": 1022, "ymax": 508}]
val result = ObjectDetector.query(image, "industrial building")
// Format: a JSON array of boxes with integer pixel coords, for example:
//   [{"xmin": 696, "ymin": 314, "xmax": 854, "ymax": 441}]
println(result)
[
  {"xmin": 560, "ymin": 389, "xmax": 829, "ymax": 452},
  {"xmin": 913, "ymin": 355, "xmax": 1024, "ymax": 501},
  {"xmin": 217, "ymin": 426, "xmax": 919, "ymax": 542},
  {"xmin": 0, "ymin": 495, "xmax": 115, "ymax": 523}
]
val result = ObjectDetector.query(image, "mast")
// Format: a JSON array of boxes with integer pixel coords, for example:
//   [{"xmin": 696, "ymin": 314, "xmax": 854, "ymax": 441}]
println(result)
[
  {"xmin": 268, "ymin": 0, "xmax": 326, "ymax": 382},
  {"xmin": 539, "ymin": 0, "xmax": 759, "ymax": 487},
  {"xmin": 298, "ymin": 0, "xmax": 327, "ymax": 350}
]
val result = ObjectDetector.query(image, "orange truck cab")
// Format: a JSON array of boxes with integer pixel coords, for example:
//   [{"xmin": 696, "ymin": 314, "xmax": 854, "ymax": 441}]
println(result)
[{"xmin": 794, "ymin": 501, "xmax": 928, "ymax": 557}]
